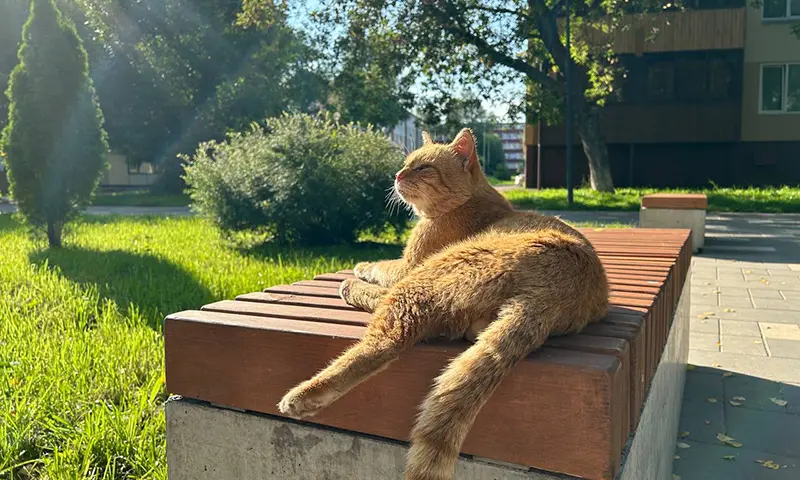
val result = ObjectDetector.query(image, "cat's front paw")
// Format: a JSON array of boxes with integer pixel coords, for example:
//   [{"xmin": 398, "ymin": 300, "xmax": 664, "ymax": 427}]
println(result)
[
  {"xmin": 339, "ymin": 278, "xmax": 357, "ymax": 305},
  {"xmin": 278, "ymin": 382, "xmax": 337, "ymax": 418},
  {"xmin": 353, "ymin": 262, "xmax": 374, "ymax": 282}
]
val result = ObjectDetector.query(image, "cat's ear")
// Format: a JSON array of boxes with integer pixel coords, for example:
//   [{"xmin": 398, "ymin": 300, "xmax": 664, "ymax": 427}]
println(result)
[
  {"xmin": 451, "ymin": 128, "xmax": 479, "ymax": 172},
  {"xmin": 422, "ymin": 131, "xmax": 433, "ymax": 145}
]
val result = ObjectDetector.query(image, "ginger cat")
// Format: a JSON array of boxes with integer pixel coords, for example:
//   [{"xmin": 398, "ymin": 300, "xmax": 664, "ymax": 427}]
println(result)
[{"xmin": 278, "ymin": 128, "xmax": 609, "ymax": 480}]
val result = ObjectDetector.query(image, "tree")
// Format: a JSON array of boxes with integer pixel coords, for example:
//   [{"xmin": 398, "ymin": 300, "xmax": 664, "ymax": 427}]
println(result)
[
  {"xmin": 0, "ymin": 0, "xmax": 29, "ymax": 133},
  {"xmin": 2, "ymin": 0, "xmax": 109, "ymax": 247},
  {"xmin": 303, "ymin": 1, "xmax": 673, "ymax": 192}
]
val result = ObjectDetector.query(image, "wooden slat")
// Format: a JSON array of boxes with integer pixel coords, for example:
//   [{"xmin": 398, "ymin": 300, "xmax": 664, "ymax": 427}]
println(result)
[{"xmin": 641, "ymin": 193, "xmax": 708, "ymax": 210}]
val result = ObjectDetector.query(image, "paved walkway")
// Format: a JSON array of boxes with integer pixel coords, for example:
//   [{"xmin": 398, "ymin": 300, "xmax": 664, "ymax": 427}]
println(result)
[
  {"xmin": 669, "ymin": 213, "xmax": 800, "ymax": 479},
  {"xmin": 0, "ymin": 203, "xmax": 192, "ymax": 216}
]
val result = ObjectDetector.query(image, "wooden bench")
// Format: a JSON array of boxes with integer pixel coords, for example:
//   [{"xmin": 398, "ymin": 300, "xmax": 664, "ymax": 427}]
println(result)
[
  {"xmin": 164, "ymin": 228, "xmax": 693, "ymax": 480},
  {"xmin": 639, "ymin": 193, "xmax": 707, "ymax": 253}
]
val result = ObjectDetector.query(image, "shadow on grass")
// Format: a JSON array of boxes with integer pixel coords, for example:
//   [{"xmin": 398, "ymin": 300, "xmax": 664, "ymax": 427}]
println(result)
[
  {"xmin": 29, "ymin": 247, "xmax": 214, "ymax": 330},
  {"xmin": 237, "ymin": 240, "xmax": 404, "ymax": 265}
]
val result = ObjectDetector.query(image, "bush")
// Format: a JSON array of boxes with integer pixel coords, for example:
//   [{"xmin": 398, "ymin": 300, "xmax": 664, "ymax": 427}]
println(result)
[
  {"xmin": 493, "ymin": 162, "xmax": 513, "ymax": 181},
  {"xmin": 183, "ymin": 113, "xmax": 409, "ymax": 244},
  {"xmin": 1, "ymin": 0, "xmax": 108, "ymax": 247}
]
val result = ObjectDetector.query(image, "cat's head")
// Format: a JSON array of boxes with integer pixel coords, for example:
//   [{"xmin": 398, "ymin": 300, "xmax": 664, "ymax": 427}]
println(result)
[{"xmin": 393, "ymin": 128, "xmax": 489, "ymax": 217}]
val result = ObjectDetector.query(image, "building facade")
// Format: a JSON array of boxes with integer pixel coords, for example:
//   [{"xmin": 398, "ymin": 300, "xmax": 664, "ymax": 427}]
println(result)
[
  {"xmin": 493, "ymin": 124, "xmax": 526, "ymax": 173},
  {"xmin": 528, "ymin": 2, "xmax": 800, "ymax": 188}
]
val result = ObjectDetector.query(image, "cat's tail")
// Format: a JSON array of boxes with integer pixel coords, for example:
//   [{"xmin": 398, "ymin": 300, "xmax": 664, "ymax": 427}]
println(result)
[{"xmin": 404, "ymin": 296, "xmax": 549, "ymax": 480}]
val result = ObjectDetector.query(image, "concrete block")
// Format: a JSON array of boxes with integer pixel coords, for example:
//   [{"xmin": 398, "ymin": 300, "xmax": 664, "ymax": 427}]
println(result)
[{"xmin": 639, "ymin": 207, "xmax": 705, "ymax": 253}]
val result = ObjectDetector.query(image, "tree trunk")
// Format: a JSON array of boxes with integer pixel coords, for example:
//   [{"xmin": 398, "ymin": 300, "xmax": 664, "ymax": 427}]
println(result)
[
  {"xmin": 47, "ymin": 219, "xmax": 62, "ymax": 248},
  {"xmin": 575, "ymin": 106, "xmax": 614, "ymax": 192}
]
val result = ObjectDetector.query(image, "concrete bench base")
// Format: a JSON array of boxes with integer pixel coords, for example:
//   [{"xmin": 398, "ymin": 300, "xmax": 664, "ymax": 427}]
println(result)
[
  {"xmin": 640, "ymin": 208, "xmax": 705, "ymax": 253},
  {"xmin": 165, "ymin": 274, "xmax": 690, "ymax": 480}
]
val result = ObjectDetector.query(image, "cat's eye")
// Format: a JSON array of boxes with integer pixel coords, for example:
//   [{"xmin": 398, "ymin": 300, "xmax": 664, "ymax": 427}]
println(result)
[{"xmin": 414, "ymin": 165, "xmax": 430, "ymax": 172}]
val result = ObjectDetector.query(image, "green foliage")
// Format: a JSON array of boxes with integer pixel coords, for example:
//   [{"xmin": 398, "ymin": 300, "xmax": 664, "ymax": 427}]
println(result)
[
  {"xmin": 504, "ymin": 186, "xmax": 800, "ymax": 213},
  {"xmin": 481, "ymin": 132, "xmax": 506, "ymax": 174},
  {"xmin": 1, "ymin": 0, "xmax": 108, "ymax": 247},
  {"xmin": 493, "ymin": 162, "xmax": 512, "ymax": 181},
  {"xmin": 184, "ymin": 113, "xmax": 409, "ymax": 244}
]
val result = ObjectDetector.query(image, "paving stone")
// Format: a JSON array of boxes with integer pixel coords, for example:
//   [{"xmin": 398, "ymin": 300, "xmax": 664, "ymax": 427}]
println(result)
[
  {"xmin": 760, "ymin": 323, "xmax": 800, "ymax": 341},
  {"xmin": 748, "ymin": 289, "xmax": 784, "ymax": 299},
  {"xmin": 711, "ymin": 287, "xmax": 749, "ymax": 296},
  {"xmin": 766, "ymin": 339, "xmax": 800, "ymax": 360},
  {"xmin": 718, "ymin": 296, "xmax": 754, "ymax": 309},
  {"xmin": 783, "ymin": 383, "xmax": 800, "ymax": 415},
  {"xmin": 753, "ymin": 298, "xmax": 800, "ymax": 311},
  {"xmin": 723, "ymin": 374, "xmax": 789, "ymax": 414},
  {"xmin": 692, "ymin": 293, "xmax": 719, "ymax": 306},
  {"xmin": 720, "ymin": 320, "xmax": 761, "ymax": 337},
  {"xmin": 691, "ymin": 318, "xmax": 720, "ymax": 334},
  {"xmin": 690, "ymin": 307, "xmax": 800, "ymax": 324},
  {"xmin": 691, "ymin": 333, "xmax": 721, "ymax": 352},
  {"xmin": 720, "ymin": 335, "xmax": 767, "ymax": 356},
  {"xmin": 781, "ymin": 291, "xmax": 800, "ymax": 301},
  {"xmin": 678, "ymin": 397, "xmax": 726, "ymax": 445},
  {"xmin": 725, "ymin": 405, "xmax": 800, "ymax": 458},
  {"xmin": 789, "ymin": 264, "xmax": 800, "ymax": 272},
  {"xmin": 688, "ymin": 350, "xmax": 800, "ymax": 383},
  {"xmin": 672, "ymin": 439, "xmax": 799, "ymax": 480}
]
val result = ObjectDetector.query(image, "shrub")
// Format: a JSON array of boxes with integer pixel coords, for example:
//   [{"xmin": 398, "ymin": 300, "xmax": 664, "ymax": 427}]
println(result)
[
  {"xmin": 493, "ymin": 162, "xmax": 513, "ymax": 181},
  {"xmin": 1, "ymin": 0, "xmax": 108, "ymax": 247},
  {"xmin": 183, "ymin": 113, "xmax": 408, "ymax": 244}
]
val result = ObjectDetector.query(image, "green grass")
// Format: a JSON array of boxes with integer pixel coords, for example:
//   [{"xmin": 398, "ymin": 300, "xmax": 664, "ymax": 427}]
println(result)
[
  {"xmin": 0, "ymin": 213, "xmax": 632, "ymax": 478},
  {"xmin": 0, "ymin": 215, "xmax": 402, "ymax": 479},
  {"xmin": 91, "ymin": 191, "xmax": 190, "ymax": 207},
  {"xmin": 487, "ymin": 176, "xmax": 516, "ymax": 186},
  {"xmin": 503, "ymin": 186, "xmax": 800, "ymax": 213}
]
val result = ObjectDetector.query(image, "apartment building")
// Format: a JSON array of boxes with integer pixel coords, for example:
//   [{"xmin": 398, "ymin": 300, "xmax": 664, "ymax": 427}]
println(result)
[
  {"xmin": 493, "ymin": 124, "xmax": 526, "ymax": 173},
  {"xmin": 528, "ymin": 1, "xmax": 800, "ymax": 187}
]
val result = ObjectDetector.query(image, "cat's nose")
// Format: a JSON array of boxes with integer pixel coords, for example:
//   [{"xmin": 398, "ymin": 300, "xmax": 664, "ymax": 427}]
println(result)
[{"xmin": 395, "ymin": 171, "xmax": 405, "ymax": 180}]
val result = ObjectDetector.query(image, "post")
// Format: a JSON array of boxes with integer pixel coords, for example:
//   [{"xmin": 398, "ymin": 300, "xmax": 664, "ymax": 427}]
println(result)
[{"xmin": 565, "ymin": 0, "xmax": 573, "ymax": 206}]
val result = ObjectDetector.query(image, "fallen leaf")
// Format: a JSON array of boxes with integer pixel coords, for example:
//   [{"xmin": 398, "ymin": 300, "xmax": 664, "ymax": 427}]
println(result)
[
  {"xmin": 754, "ymin": 340, "xmax": 762, "ymax": 344},
  {"xmin": 756, "ymin": 460, "xmax": 781, "ymax": 470},
  {"xmin": 729, "ymin": 400, "xmax": 742, "ymax": 406},
  {"xmin": 723, "ymin": 308, "xmax": 736, "ymax": 313},
  {"xmin": 686, "ymin": 365, "xmax": 696, "ymax": 371},
  {"xmin": 676, "ymin": 442, "xmax": 690, "ymax": 449},
  {"xmin": 673, "ymin": 475, "xmax": 681, "ymax": 480},
  {"xmin": 705, "ymin": 420, "xmax": 712, "ymax": 425},
  {"xmin": 697, "ymin": 314, "xmax": 709, "ymax": 319},
  {"xmin": 679, "ymin": 431, "xmax": 690, "ymax": 438},
  {"xmin": 712, "ymin": 362, "xmax": 722, "ymax": 367},
  {"xmin": 722, "ymin": 372, "xmax": 733, "ymax": 378},
  {"xmin": 674, "ymin": 455, "xmax": 680, "ymax": 460},
  {"xmin": 722, "ymin": 455, "xmax": 737, "ymax": 461},
  {"xmin": 713, "ymin": 288, "xmax": 721, "ymax": 294},
  {"xmin": 745, "ymin": 270, "xmax": 752, "ymax": 274},
  {"xmin": 707, "ymin": 398, "xmax": 718, "ymax": 403},
  {"xmin": 716, "ymin": 433, "xmax": 742, "ymax": 447},
  {"xmin": 703, "ymin": 311, "xmax": 715, "ymax": 316},
  {"xmin": 716, "ymin": 341, "xmax": 722, "ymax": 346},
  {"xmin": 769, "ymin": 398, "xmax": 788, "ymax": 407},
  {"xmin": 732, "ymin": 396, "xmax": 746, "ymax": 402}
]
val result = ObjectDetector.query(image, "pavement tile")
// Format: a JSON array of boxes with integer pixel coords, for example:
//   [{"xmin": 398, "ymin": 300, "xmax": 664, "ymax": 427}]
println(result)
[
  {"xmin": 766, "ymin": 339, "xmax": 800, "ymax": 360},
  {"xmin": 760, "ymin": 323, "xmax": 800, "ymax": 340},
  {"xmin": 720, "ymin": 320, "xmax": 761, "ymax": 337},
  {"xmin": 724, "ymin": 406, "xmax": 800, "ymax": 458},
  {"xmin": 692, "ymin": 294, "xmax": 718, "ymax": 306},
  {"xmin": 723, "ymin": 374, "xmax": 789, "ymax": 414},
  {"xmin": 719, "ymin": 296, "xmax": 754, "ymax": 309},
  {"xmin": 691, "ymin": 318, "xmax": 720, "ymax": 334},
  {"xmin": 672, "ymin": 440, "xmax": 799, "ymax": 480},
  {"xmin": 720, "ymin": 335, "xmax": 767, "ymax": 356},
  {"xmin": 748, "ymin": 289, "xmax": 784, "ymax": 299},
  {"xmin": 690, "ymin": 307, "xmax": 800, "ymax": 324},
  {"xmin": 688, "ymin": 350, "xmax": 800, "ymax": 383},
  {"xmin": 691, "ymin": 333, "xmax": 721, "ymax": 352},
  {"xmin": 752, "ymin": 298, "xmax": 800, "ymax": 310}
]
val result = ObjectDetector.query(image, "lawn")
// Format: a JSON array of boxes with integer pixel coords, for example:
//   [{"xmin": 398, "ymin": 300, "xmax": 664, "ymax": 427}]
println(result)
[
  {"xmin": 503, "ymin": 186, "xmax": 800, "ymax": 213},
  {"xmin": 487, "ymin": 176, "xmax": 516, "ymax": 186},
  {"xmin": 0, "ymin": 213, "xmax": 629, "ymax": 478}
]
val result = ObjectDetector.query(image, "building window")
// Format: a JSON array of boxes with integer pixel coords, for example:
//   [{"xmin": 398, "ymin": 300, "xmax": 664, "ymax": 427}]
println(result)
[
  {"xmin": 763, "ymin": 0, "xmax": 800, "ymax": 19},
  {"xmin": 760, "ymin": 64, "xmax": 800, "ymax": 113}
]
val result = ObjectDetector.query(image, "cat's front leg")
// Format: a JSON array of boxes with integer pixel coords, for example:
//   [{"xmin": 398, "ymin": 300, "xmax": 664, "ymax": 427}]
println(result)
[
  {"xmin": 354, "ymin": 258, "xmax": 408, "ymax": 287},
  {"xmin": 339, "ymin": 278, "xmax": 389, "ymax": 313}
]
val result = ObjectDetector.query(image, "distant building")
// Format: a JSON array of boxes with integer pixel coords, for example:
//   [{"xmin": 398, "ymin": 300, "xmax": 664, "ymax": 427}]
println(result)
[
  {"xmin": 493, "ymin": 124, "xmax": 525, "ymax": 173},
  {"xmin": 387, "ymin": 114, "xmax": 425, "ymax": 153}
]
